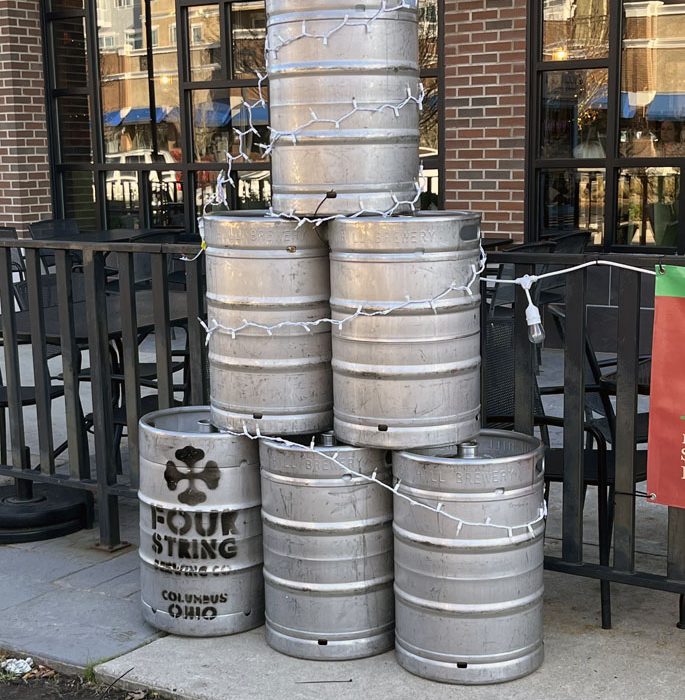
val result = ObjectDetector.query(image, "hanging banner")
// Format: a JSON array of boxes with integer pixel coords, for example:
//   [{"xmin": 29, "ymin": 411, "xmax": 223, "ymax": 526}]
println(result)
[{"xmin": 647, "ymin": 265, "xmax": 685, "ymax": 508}]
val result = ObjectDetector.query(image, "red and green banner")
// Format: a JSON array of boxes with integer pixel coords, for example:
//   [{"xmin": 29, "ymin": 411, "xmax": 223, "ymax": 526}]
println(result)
[{"xmin": 647, "ymin": 265, "xmax": 685, "ymax": 508}]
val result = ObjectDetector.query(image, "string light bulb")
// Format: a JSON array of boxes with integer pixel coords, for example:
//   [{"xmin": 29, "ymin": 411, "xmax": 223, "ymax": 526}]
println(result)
[{"xmin": 525, "ymin": 302, "xmax": 546, "ymax": 345}]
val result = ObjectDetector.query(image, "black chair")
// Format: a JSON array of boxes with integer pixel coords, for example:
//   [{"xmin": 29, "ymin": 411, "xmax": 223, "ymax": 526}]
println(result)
[
  {"xmin": 487, "ymin": 240, "xmax": 557, "ymax": 318},
  {"xmin": 536, "ymin": 230, "xmax": 592, "ymax": 306},
  {"xmin": 483, "ymin": 315, "xmax": 617, "ymax": 628},
  {"xmin": 0, "ymin": 226, "xmax": 26, "ymax": 282},
  {"xmin": 27, "ymin": 218, "xmax": 82, "ymax": 273}
]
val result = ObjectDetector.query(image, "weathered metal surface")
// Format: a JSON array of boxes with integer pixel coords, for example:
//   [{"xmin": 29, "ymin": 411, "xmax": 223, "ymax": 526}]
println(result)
[
  {"xmin": 259, "ymin": 433, "xmax": 394, "ymax": 659},
  {"xmin": 329, "ymin": 212, "xmax": 481, "ymax": 449},
  {"xmin": 266, "ymin": 0, "xmax": 420, "ymax": 216},
  {"xmin": 393, "ymin": 430, "xmax": 546, "ymax": 684},
  {"xmin": 204, "ymin": 212, "xmax": 333, "ymax": 435},
  {"xmin": 139, "ymin": 407, "xmax": 264, "ymax": 636}
]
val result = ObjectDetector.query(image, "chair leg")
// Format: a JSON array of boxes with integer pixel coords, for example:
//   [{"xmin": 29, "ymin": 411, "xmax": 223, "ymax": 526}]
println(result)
[
  {"xmin": 677, "ymin": 594, "xmax": 685, "ymax": 630},
  {"xmin": 0, "ymin": 407, "xmax": 6, "ymax": 464},
  {"xmin": 113, "ymin": 424, "xmax": 124, "ymax": 475},
  {"xmin": 597, "ymin": 468, "xmax": 612, "ymax": 629}
]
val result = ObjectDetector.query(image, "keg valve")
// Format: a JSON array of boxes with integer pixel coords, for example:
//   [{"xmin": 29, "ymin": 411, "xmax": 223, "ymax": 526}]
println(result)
[
  {"xmin": 319, "ymin": 431, "xmax": 336, "ymax": 447},
  {"xmin": 457, "ymin": 441, "xmax": 478, "ymax": 459},
  {"xmin": 197, "ymin": 419, "xmax": 218, "ymax": 434}
]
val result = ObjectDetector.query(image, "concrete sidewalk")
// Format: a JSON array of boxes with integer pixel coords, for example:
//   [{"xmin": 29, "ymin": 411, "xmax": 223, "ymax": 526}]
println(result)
[{"xmin": 0, "ymin": 485, "xmax": 682, "ymax": 700}]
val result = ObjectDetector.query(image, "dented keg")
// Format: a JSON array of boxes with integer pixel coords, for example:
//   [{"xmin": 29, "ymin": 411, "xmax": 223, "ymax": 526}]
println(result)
[
  {"xmin": 266, "ymin": 0, "xmax": 420, "ymax": 216},
  {"xmin": 139, "ymin": 407, "xmax": 264, "ymax": 636},
  {"xmin": 393, "ymin": 430, "xmax": 546, "ymax": 684},
  {"xmin": 259, "ymin": 433, "xmax": 394, "ymax": 659},
  {"xmin": 329, "ymin": 212, "xmax": 482, "ymax": 449},
  {"xmin": 204, "ymin": 212, "xmax": 333, "ymax": 435}
]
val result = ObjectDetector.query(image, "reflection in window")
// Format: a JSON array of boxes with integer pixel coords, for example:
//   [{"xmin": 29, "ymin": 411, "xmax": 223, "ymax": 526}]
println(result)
[
  {"xmin": 189, "ymin": 5, "xmax": 221, "ymax": 81},
  {"xmin": 617, "ymin": 167, "xmax": 680, "ymax": 246},
  {"xmin": 150, "ymin": 171, "xmax": 184, "ymax": 228},
  {"xmin": 52, "ymin": 18, "xmax": 88, "ymax": 89},
  {"xmin": 195, "ymin": 169, "xmax": 271, "ymax": 211},
  {"xmin": 621, "ymin": 2, "xmax": 685, "ymax": 159},
  {"xmin": 98, "ymin": 0, "xmax": 181, "ymax": 161},
  {"xmin": 419, "ymin": 0, "xmax": 438, "ymax": 70},
  {"xmin": 56, "ymin": 96, "xmax": 92, "ymax": 163},
  {"xmin": 231, "ymin": 1, "xmax": 266, "ymax": 79},
  {"xmin": 541, "ymin": 69, "xmax": 608, "ymax": 159},
  {"xmin": 541, "ymin": 169, "xmax": 605, "ymax": 244},
  {"xmin": 543, "ymin": 0, "xmax": 609, "ymax": 61},
  {"xmin": 191, "ymin": 87, "xmax": 269, "ymax": 162},
  {"xmin": 420, "ymin": 76, "xmax": 438, "ymax": 156},
  {"xmin": 63, "ymin": 171, "xmax": 96, "ymax": 231}
]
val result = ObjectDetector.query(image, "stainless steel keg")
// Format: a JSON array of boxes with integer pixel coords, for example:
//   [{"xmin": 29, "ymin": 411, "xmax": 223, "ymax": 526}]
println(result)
[
  {"xmin": 139, "ymin": 407, "xmax": 264, "ymax": 636},
  {"xmin": 266, "ymin": 0, "xmax": 420, "ymax": 216},
  {"xmin": 204, "ymin": 212, "xmax": 333, "ymax": 435},
  {"xmin": 393, "ymin": 430, "xmax": 546, "ymax": 684},
  {"xmin": 329, "ymin": 212, "xmax": 481, "ymax": 449},
  {"xmin": 259, "ymin": 432, "xmax": 394, "ymax": 659}
]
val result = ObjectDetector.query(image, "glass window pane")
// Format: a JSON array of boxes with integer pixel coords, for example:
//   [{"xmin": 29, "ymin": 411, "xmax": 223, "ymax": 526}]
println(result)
[
  {"xmin": 62, "ymin": 171, "xmax": 96, "ymax": 231},
  {"xmin": 542, "ymin": 0, "xmax": 609, "ymax": 61},
  {"xmin": 621, "ymin": 2, "xmax": 685, "ymax": 158},
  {"xmin": 189, "ymin": 5, "xmax": 221, "ymax": 81},
  {"xmin": 616, "ymin": 167, "xmax": 679, "ymax": 246},
  {"xmin": 150, "ymin": 171, "xmax": 185, "ymax": 227},
  {"xmin": 420, "ymin": 169, "xmax": 440, "ymax": 210},
  {"xmin": 419, "ymin": 0, "xmax": 438, "ymax": 70},
  {"xmin": 191, "ymin": 87, "xmax": 269, "ymax": 163},
  {"xmin": 56, "ymin": 96, "xmax": 92, "ymax": 163},
  {"xmin": 540, "ymin": 168, "xmax": 606, "ymax": 244},
  {"xmin": 420, "ymin": 77, "xmax": 438, "ymax": 158},
  {"xmin": 540, "ymin": 69, "xmax": 608, "ymax": 159},
  {"xmin": 236, "ymin": 170, "xmax": 271, "ymax": 209},
  {"xmin": 195, "ymin": 169, "xmax": 271, "ymax": 211},
  {"xmin": 52, "ymin": 18, "xmax": 88, "ymax": 89},
  {"xmin": 105, "ymin": 169, "xmax": 141, "ymax": 229},
  {"xmin": 231, "ymin": 1, "xmax": 266, "ymax": 79}
]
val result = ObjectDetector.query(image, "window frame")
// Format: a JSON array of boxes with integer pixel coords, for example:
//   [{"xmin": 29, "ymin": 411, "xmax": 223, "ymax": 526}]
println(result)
[
  {"xmin": 527, "ymin": 0, "xmax": 685, "ymax": 253},
  {"xmin": 41, "ymin": 0, "xmax": 445, "ymax": 231}
]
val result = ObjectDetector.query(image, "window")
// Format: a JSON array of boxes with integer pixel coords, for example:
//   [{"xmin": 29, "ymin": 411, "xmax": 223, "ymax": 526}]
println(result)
[
  {"xmin": 42, "ymin": 0, "xmax": 441, "ymax": 231},
  {"xmin": 531, "ymin": 0, "xmax": 685, "ymax": 251},
  {"xmin": 99, "ymin": 33, "xmax": 115, "ymax": 50},
  {"xmin": 125, "ymin": 29, "xmax": 143, "ymax": 51}
]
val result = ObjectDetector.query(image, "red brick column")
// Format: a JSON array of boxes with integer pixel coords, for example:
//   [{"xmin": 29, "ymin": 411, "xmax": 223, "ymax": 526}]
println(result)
[
  {"xmin": 443, "ymin": 0, "xmax": 527, "ymax": 241},
  {"xmin": 0, "ymin": 0, "xmax": 52, "ymax": 236}
]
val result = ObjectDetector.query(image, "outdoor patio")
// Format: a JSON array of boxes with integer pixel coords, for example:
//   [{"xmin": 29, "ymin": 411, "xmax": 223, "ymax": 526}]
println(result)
[{"xmin": 0, "ymin": 342, "xmax": 681, "ymax": 698}]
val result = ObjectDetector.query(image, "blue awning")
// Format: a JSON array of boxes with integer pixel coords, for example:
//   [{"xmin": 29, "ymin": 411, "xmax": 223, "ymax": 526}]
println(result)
[
  {"xmin": 195, "ymin": 101, "xmax": 232, "ymax": 127},
  {"xmin": 231, "ymin": 103, "xmax": 269, "ymax": 125},
  {"xmin": 122, "ymin": 106, "xmax": 168, "ymax": 125},
  {"xmin": 646, "ymin": 93, "xmax": 685, "ymax": 120},
  {"xmin": 588, "ymin": 90, "xmax": 636, "ymax": 118},
  {"xmin": 103, "ymin": 109, "xmax": 128, "ymax": 127}
]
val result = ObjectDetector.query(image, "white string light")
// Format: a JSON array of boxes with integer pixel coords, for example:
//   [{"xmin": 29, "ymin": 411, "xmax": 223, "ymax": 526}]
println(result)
[
  {"xmin": 199, "ymin": 243, "xmax": 486, "ymax": 344},
  {"xmin": 480, "ymin": 258, "xmax": 658, "ymax": 343},
  {"xmin": 265, "ymin": 0, "xmax": 419, "ymax": 58},
  {"xmin": 266, "ymin": 176, "xmax": 425, "ymax": 228},
  {"xmin": 226, "ymin": 424, "xmax": 547, "ymax": 541},
  {"xmin": 262, "ymin": 83, "xmax": 425, "ymax": 157}
]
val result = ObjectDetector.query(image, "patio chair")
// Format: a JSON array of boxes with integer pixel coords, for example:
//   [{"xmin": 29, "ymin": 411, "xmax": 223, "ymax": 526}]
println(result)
[
  {"xmin": 27, "ymin": 218, "xmax": 82, "ymax": 273},
  {"xmin": 0, "ymin": 226, "xmax": 27, "ymax": 282},
  {"xmin": 535, "ymin": 230, "xmax": 592, "ymax": 306},
  {"xmin": 483, "ymin": 315, "xmax": 615, "ymax": 628},
  {"xmin": 487, "ymin": 240, "xmax": 557, "ymax": 318}
]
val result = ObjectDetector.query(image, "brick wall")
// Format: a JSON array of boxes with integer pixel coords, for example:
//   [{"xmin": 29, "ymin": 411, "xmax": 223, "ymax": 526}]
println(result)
[
  {"xmin": 0, "ymin": 0, "xmax": 52, "ymax": 237},
  {"xmin": 443, "ymin": 0, "xmax": 527, "ymax": 241}
]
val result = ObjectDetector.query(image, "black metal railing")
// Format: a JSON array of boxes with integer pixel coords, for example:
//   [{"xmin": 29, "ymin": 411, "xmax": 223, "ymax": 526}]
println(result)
[
  {"xmin": 0, "ymin": 237, "xmax": 208, "ymax": 548},
  {"xmin": 486, "ymin": 250, "xmax": 685, "ymax": 626},
  {"xmin": 0, "ymin": 239, "xmax": 682, "ymax": 624}
]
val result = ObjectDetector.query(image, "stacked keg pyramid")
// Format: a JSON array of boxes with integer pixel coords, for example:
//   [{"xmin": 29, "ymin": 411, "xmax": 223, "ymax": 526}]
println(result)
[{"xmin": 138, "ymin": 0, "xmax": 546, "ymax": 685}]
